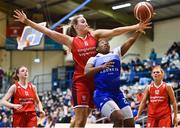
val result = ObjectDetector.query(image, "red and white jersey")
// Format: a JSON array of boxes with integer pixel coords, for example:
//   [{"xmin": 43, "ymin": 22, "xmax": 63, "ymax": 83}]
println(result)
[
  {"xmin": 148, "ymin": 81, "xmax": 171, "ymax": 119},
  {"xmin": 12, "ymin": 82, "xmax": 36, "ymax": 113},
  {"xmin": 71, "ymin": 33, "xmax": 97, "ymax": 82}
]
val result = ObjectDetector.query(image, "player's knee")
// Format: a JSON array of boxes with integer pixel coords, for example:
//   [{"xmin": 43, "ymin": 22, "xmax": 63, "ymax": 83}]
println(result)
[
  {"xmin": 111, "ymin": 110, "xmax": 124, "ymax": 121},
  {"xmin": 74, "ymin": 117, "xmax": 87, "ymax": 127}
]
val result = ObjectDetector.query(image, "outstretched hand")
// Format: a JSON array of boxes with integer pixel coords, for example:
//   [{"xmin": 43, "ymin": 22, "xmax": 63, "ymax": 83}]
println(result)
[
  {"xmin": 13, "ymin": 9, "xmax": 27, "ymax": 23},
  {"xmin": 137, "ymin": 21, "xmax": 152, "ymax": 34}
]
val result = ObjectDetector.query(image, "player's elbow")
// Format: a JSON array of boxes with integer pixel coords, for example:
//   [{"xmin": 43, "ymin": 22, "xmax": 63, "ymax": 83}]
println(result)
[
  {"xmin": 84, "ymin": 68, "xmax": 88, "ymax": 76},
  {"xmin": 84, "ymin": 68, "xmax": 91, "ymax": 78}
]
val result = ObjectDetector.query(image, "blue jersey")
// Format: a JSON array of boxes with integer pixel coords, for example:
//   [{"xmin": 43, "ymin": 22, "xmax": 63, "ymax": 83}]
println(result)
[{"xmin": 87, "ymin": 47, "xmax": 121, "ymax": 92}]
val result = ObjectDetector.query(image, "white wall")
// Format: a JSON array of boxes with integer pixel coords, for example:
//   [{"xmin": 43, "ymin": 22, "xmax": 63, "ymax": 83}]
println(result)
[{"xmin": 109, "ymin": 17, "xmax": 180, "ymax": 61}]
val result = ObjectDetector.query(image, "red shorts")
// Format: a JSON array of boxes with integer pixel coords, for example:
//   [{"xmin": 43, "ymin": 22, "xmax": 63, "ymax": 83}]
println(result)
[
  {"xmin": 13, "ymin": 111, "xmax": 37, "ymax": 127},
  {"xmin": 72, "ymin": 78, "xmax": 95, "ymax": 108},
  {"xmin": 147, "ymin": 115, "xmax": 172, "ymax": 127}
]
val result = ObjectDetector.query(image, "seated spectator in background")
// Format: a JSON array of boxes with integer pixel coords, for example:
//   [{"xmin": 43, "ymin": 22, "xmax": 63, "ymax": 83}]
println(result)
[
  {"xmin": 149, "ymin": 48, "xmax": 157, "ymax": 62},
  {"xmin": 170, "ymin": 50, "xmax": 179, "ymax": 61},
  {"xmin": 139, "ymin": 77, "xmax": 151, "ymax": 85},
  {"xmin": 135, "ymin": 57, "xmax": 143, "ymax": 67},
  {"xmin": 161, "ymin": 52, "xmax": 170, "ymax": 68},
  {"xmin": 167, "ymin": 42, "xmax": 179, "ymax": 55}
]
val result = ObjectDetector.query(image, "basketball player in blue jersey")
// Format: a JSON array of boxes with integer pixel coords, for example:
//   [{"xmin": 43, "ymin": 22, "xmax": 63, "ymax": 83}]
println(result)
[{"xmin": 84, "ymin": 30, "xmax": 143, "ymax": 127}]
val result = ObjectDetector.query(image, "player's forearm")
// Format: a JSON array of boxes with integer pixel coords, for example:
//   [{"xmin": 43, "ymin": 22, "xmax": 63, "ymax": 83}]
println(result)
[
  {"xmin": 37, "ymin": 101, "xmax": 43, "ymax": 111},
  {"xmin": 121, "ymin": 31, "xmax": 141, "ymax": 56},
  {"xmin": 112, "ymin": 24, "xmax": 139, "ymax": 36},
  {"xmin": 173, "ymin": 101, "xmax": 178, "ymax": 118},
  {"xmin": 1, "ymin": 99, "xmax": 15, "ymax": 108},
  {"xmin": 137, "ymin": 102, "xmax": 146, "ymax": 117},
  {"xmin": 24, "ymin": 18, "xmax": 52, "ymax": 36}
]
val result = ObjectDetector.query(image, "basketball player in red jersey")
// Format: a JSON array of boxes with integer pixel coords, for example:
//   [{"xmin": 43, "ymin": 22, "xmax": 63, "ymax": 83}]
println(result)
[
  {"xmin": 13, "ymin": 9, "xmax": 151, "ymax": 127},
  {"xmin": 135, "ymin": 66, "xmax": 178, "ymax": 127},
  {"xmin": 0, "ymin": 66, "xmax": 45, "ymax": 127}
]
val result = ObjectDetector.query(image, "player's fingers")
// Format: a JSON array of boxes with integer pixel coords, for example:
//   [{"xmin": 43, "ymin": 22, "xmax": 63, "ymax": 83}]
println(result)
[
  {"xmin": 14, "ymin": 9, "xmax": 20, "ymax": 15},
  {"xmin": 22, "ymin": 11, "xmax": 26, "ymax": 16},
  {"xmin": 14, "ymin": 19, "xmax": 20, "ymax": 22},
  {"xmin": 145, "ymin": 26, "xmax": 152, "ymax": 29},
  {"xmin": 16, "ymin": 9, "xmax": 22, "ymax": 14},
  {"xmin": 13, "ymin": 15, "xmax": 19, "ymax": 19}
]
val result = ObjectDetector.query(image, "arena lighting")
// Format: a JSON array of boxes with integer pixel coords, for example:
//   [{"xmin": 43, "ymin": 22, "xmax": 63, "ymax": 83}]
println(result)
[
  {"xmin": 34, "ymin": 51, "xmax": 40, "ymax": 63},
  {"xmin": 146, "ymin": 0, "xmax": 151, "ymax": 1},
  {"xmin": 34, "ymin": 58, "xmax": 40, "ymax": 63},
  {"xmin": 112, "ymin": 3, "xmax": 131, "ymax": 10}
]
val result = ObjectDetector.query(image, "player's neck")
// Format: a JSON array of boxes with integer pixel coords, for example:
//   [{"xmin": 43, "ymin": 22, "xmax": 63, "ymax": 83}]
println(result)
[
  {"xmin": 77, "ymin": 34, "xmax": 87, "ymax": 39},
  {"xmin": 154, "ymin": 80, "xmax": 162, "ymax": 86},
  {"xmin": 77, "ymin": 31, "xmax": 88, "ymax": 39},
  {"xmin": 18, "ymin": 80, "xmax": 28, "ymax": 86}
]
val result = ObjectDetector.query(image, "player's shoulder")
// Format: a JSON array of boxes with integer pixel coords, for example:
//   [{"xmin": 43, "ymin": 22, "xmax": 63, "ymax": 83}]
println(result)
[
  {"xmin": 112, "ymin": 47, "xmax": 121, "ymax": 56},
  {"xmin": 87, "ymin": 56, "xmax": 96, "ymax": 64},
  {"xmin": 28, "ymin": 82, "xmax": 36, "ymax": 89}
]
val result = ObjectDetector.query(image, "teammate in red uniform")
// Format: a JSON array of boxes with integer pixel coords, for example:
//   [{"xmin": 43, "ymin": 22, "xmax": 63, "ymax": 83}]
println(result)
[
  {"xmin": 135, "ymin": 66, "xmax": 178, "ymax": 127},
  {"xmin": 0, "ymin": 66, "xmax": 44, "ymax": 127},
  {"xmin": 13, "ymin": 9, "xmax": 150, "ymax": 127}
]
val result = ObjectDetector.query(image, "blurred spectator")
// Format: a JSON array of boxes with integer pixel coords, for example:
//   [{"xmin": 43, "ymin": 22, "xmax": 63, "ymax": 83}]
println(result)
[
  {"xmin": 169, "ymin": 50, "xmax": 179, "ymax": 61},
  {"xmin": 161, "ymin": 52, "xmax": 170, "ymax": 68},
  {"xmin": 167, "ymin": 42, "xmax": 180, "ymax": 55},
  {"xmin": 149, "ymin": 48, "xmax": 157, "ymax": 61},
  {"xmin": 139, "ymin": 77, "xmax": 151, "ymax": 85},
  {"xmin": 44, "ymin": 116, "xmax": 53, "ymax": 128}
]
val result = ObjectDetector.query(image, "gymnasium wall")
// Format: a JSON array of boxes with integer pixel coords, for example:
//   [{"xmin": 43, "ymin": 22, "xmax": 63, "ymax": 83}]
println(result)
[
  {"xmin": 0, "ymin": 12, "xmax": 6, "ymax": 47},
  {"xmin": 11, "ymin": 51, "xmax": 65, "ymax": 80},
  {"xmin": 109, "ymin": 17, "xmax": 180, "ymax": 62},
  {"xmin": 144, "ymin": 18, "xmax": 180, "ymax": 58},
  {"xmin": 0, "ymin": 50, "xmax": 64, "ymax": 80}
]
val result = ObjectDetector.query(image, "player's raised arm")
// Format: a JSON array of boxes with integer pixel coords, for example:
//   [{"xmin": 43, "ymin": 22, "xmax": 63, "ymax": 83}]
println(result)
[
  {"xmin": 13, "ymin": 9, "xmax": 72, "ymax": 49},
  {"xmin": 92, "ymin": 21, "xmax": 151, "ymax": 40},
  {"xmin": 121, "ymin": 31, "xmax": 142, "ymax": 57}
]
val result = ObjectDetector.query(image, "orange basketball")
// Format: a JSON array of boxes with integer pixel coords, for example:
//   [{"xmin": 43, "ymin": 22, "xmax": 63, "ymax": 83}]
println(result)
[{"xmin": 134, "ymin": 2, "xmax": 154, "ymax": 22}]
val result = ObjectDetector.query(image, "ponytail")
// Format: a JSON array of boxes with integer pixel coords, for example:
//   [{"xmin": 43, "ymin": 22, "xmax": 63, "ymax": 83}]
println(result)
[
  {"xmin": 66, "ymin": 25, "xmax": 77, "ymax": 37},
  {"xmin": 10, "ymin": 67, "xmax": 21, "ymax": 85}
]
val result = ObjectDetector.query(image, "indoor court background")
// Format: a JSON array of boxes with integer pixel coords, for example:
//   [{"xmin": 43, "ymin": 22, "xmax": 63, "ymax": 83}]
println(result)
[{"xmin": 0, "ymin": 0, "xmax": 180, "ymax": 127}]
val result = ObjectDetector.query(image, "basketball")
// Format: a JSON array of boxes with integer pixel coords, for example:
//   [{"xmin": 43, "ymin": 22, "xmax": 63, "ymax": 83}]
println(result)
[{"xmin": 134, "ymin": 2, "xmax": 154, "ymax": 22}]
